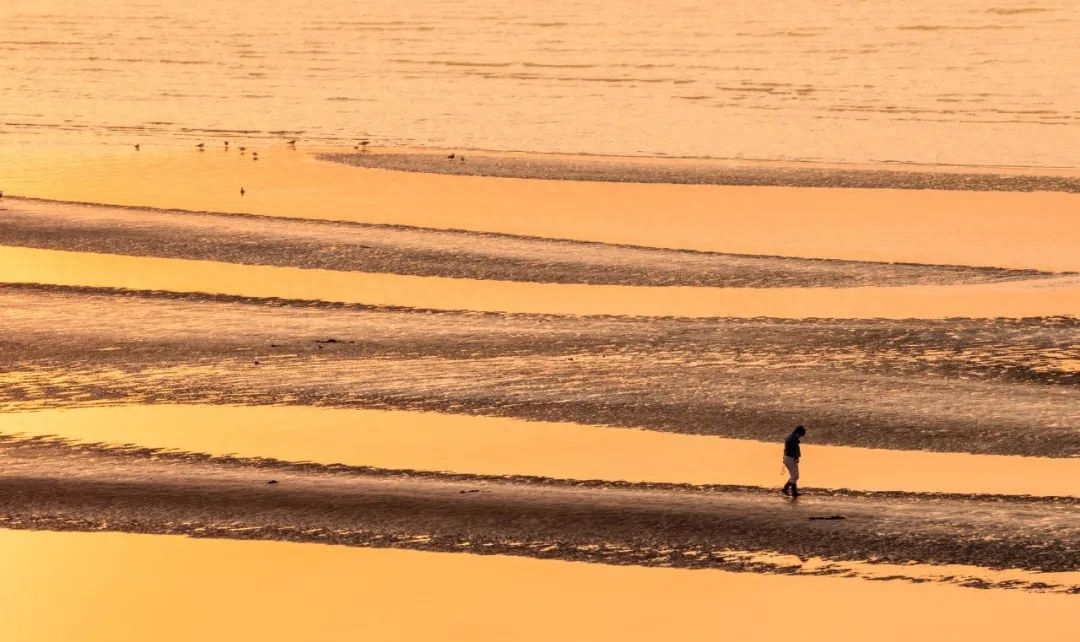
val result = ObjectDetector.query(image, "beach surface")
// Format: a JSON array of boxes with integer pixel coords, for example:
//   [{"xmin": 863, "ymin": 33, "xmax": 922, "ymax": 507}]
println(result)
[
  {"xmin": 4, "ymin": 0, "xmax": 1080, "ymax": 636},
  {"xmin": 1, "ymin": 148, "xmax": 1078, "ymax": 640}
]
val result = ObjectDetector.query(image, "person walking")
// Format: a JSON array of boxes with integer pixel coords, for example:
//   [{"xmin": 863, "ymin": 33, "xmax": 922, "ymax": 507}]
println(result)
[{"xmin": 781, "ymin": 425, "xmax": 806, "ymax": 497}]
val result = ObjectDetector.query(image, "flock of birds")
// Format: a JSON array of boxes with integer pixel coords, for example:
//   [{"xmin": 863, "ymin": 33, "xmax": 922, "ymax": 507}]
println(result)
[
  {"xmin": 132, "ymin": 138, "xmax": 374, "ymax": 157},
  {"xmin": 124, "ymin": 138, "xmax": 466, "ymax": 199},
  {"xmin": 129, "ymin": 138, "xmax": 376, "ymax": 198},
  {"xmin": 2, "ymin": 137, "xmax": 479, "ymax": 202}
]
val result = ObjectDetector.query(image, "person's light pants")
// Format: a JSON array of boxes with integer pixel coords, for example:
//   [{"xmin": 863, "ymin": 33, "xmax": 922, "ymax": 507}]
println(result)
[{"xmin": 783, "ymin": 456, "xmax": 799, "ymax": 484}]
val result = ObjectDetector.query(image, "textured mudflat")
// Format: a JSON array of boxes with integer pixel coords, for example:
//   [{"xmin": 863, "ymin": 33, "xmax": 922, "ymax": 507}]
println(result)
[
  {"xmin": 320, "ymin": 152, "xmax": 1080, "ymax": 193},
  {"xmin": 0, "ymin": 198, "xmax": 1055, "ymax": 287},
  {"xmin": 2, "ymin": 284, "xmax": 1077, "ymax": 457},
  {"xmin": 0, "ymin": 436, "xmax": 1076, "ymax": 592}
]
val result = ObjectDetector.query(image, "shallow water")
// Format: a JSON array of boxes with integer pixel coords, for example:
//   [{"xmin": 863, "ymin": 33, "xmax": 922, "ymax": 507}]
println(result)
[
  {"xmin": 3, "ymin": 405, "xmax": 1076, "ymax": 496},
  {"xmin": 2, "ymin": 3, "xmax": 1077, "ymax": 627},
  {"xmin": 1, "ymin": 529, "xmax": 1076, "ymax": 642},
  {"xmin": 5, "ymin": 149, "xmax": 1080, "ymax": 272},
  {"xmin": 1, "ymin": 0, "xmax": 1079, "ymax": 166}
]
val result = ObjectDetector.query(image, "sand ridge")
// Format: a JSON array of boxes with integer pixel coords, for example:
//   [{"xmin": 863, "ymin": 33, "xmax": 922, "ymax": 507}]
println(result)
[
  {"xmin": 1, "ymin": 197, "xmax": 1058, "ymax": 287},
  {"xmin": 319, "ymin": 151, "xmax": 1080, "ymax": 193},
  {"xmin": 0, "ymin": 435, "xmax": 1076, "ymax": 591},
  {"xmin": 2, "ymin": 284, "xmax": 1078, "ymax": 457}
]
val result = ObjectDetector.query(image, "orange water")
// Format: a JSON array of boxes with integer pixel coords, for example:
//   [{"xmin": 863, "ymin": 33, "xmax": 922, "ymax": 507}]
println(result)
[
  {"xmin": 2, "ymin": 530, "xmax": 1075, "ymax": 642},
  {"xmin": 2, "ymin": 0, "xmax": 1079, "ymax": 166}
]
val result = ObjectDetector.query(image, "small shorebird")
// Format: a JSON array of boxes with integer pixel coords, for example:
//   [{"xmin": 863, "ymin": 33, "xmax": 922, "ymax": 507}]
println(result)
[
  {"xmin": 238, "ymin": 146, "xmax": 247, "ymax": 154},
  {"xmin": 447, "ymin": 153, "xmax": 455, "ymax": 160},
  {"xmin": 134, "ymin": 143, "xmax": 140, "ymax": 151},
  {"xmin": 358, "ymin": 140, "xmax": 370, "ymax": 152},
  {"xmin": 225, "ymin": 141, "xmax": 230, "ymax": 149},
  {"xmin": 287, "ymin": 139, "xmax": 297, "ymax": 146},
  {"xmin": 196, "ymin": 143, "xmax": 205, "ymax": 150},
  {"xmin": 240, "ymin": 187, "xmax": 245, "ymax": 197}
]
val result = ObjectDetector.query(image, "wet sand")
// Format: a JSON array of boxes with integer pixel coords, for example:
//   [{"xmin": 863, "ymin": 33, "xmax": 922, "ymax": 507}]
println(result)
[
  {"xmin": 1, "ymin": 436, "xmax": 1076, "ymax": 588},
  {"xmin": 320, "ymin": 150, "xmax": 1080, "ymax": 192},
  {"xmin": 1, "ymin": 148, "xmax": 1078, "ymax": 625},
  {"xmin": 5, "ymin": 246, "xmax": 1080, "ymax": 318},
  {"xmin": 3, "ymin": 146, "xmax": 1080, "ymax": 271},
  {"xmin": 2, "ymin": 283, "xmax": 1077, "ymax": 457},
  {"xmin": 3, "ymin": 197, "xmax": 1057, "ymax": 288},
  {"xmin": 4, "ymin": 530, "xmax": 1076, "ymax": 642}
]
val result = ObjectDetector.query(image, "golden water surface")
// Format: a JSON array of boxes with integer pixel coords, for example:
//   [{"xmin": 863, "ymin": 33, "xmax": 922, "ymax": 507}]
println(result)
[
  {"xmin": 5, "ymin": 405, "xmax": 1076, "ymax": 497},
  {"xmin": 3, "ymin": 146, "xmax": 1080, "ymax": 271},
  {"xmin": 1, "ymin": 529, "xmax": 1075, "ymax": 642}
]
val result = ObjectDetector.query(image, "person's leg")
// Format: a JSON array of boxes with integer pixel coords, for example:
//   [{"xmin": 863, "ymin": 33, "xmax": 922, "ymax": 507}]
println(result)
[
  {"xmin": 783, "ymin": 456, "xmax": 797, "ymax": 495},
  {"xmin": 787, "ymin": 458, "xmax": 800, "ymax": 497}
]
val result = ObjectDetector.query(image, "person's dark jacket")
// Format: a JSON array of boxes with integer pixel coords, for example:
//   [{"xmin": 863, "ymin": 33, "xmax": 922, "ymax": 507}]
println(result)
[{"xmin": 784, "ymin": 432, "xmax": 801, "ymax": 459}]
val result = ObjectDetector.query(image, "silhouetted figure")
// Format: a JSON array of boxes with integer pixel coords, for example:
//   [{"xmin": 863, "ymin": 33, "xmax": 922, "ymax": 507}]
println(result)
[
  {"xmin": 240, "ymin": 186, "xmax": 246, "ymax": 197},
  {"xmin": 239, "ymin": 146, "xmax": 247, "ymax": 154},
  {"xmin": 781, "ymin": 425, "xmax": 806, "ymax": 497},
  {"xmin": 447, "ymin": 153, "xmax": 455, "ymax": 160},
  {"xmin": 225, "ymin": 141, "xmax": 230, "ymax": 149},
  {"xmin": 460, "ymin": 155, "xmax": 465, "ymax": 162},
  {"xmin": 196, "ymin": 143, "xmax": 205, "ymax": 150},
  {"xmin": 287, "ymin": 139, "xmax": 297, "ymax": 146},
  {"xmin": 134, "ymin": 143, "xmax": 140, "ymax": 151}
]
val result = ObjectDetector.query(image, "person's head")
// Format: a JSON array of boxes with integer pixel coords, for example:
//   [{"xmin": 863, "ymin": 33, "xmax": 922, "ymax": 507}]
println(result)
[{"xmin": 794, "ymin": 425, "xmax": 806, "ymax": 437}]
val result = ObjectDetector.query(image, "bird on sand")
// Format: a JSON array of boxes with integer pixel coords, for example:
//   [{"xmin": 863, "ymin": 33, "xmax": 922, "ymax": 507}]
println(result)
[
  {"xmin": 225, "ymin": 141, "xmax": 230, "ymax": 149},
  {"xmin": 448, "ymin": 153, "xmax": 455, "ymax": 160},
  {"xmin": 196, "ymin": 143, "xmax": 205, "ymax": 150},
  {"xmin": 287, "ymin": 139, "xmax": 297, "ymax": 146},
  {"xmin": 134, "ymin": 143, "xmax": 140, "ymax": 151},
  {"xmin": 238, "ymin": 146, "xmax": 247, "ymax": 154},
  {"xmin": 240, "ymin": 187, "xmax": 246, "ymax": 197}
]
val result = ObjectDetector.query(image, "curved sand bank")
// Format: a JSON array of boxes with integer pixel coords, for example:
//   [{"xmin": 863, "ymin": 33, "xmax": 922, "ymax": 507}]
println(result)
[
  {"xmin": 4, "ymin": 405, "xmax": 1077, "ymax": 497},
  {"xmin": 319, "ymin": 150, "xmax": 1080, "ymax": 193},
  {"xmin": 2, "ymin": 284, "xmax": 1077, "ymax": 457},
  {"xmin": 4, "ymin": 247, "xmax": 1080, "ymax": 318},
  {"xmin": 3, "ymin": 147, "xmax": 1080, "ymax": 272},
  {"xmin": 0, "ymin": 436, "xmax": 1076, "ymax": 585},
  {"xmin": 2, "ymin": 197, "xmax": 1057, "ymax": 288}
]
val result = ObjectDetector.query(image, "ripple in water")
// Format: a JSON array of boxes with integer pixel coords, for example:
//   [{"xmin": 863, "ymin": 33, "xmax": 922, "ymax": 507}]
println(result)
[{"xmin": 0, "ymin": 0, "xmax": 1077, "ymax": 165}]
